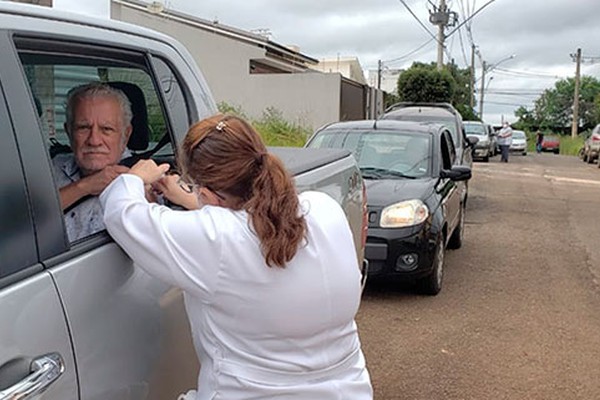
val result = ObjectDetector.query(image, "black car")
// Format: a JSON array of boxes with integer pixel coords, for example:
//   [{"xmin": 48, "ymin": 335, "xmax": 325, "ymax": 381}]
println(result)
[
  {"xmin": 305, "ymin": 120, "xmax": 472, "ymax": 295},
  {"xmin": 381, "ymin": 102, "xmax": 476, "ymax": 205}
]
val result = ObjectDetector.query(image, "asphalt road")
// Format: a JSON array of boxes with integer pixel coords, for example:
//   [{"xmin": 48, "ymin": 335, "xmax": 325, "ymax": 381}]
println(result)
[{"xmin": 356, "ymin": 151, "xmax": 600, "ymax": 400}]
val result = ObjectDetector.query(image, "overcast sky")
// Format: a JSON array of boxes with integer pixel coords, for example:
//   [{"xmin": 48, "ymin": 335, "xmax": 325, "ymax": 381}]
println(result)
[{"xmin": 138, "ymin": 0, "xmax": 598, "ymax": 125}]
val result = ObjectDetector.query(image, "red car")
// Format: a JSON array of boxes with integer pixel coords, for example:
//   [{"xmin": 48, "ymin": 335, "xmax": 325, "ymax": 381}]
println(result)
[{"xmin": 541, "ymin": 135, "xmax": 560, "ymax": 154}]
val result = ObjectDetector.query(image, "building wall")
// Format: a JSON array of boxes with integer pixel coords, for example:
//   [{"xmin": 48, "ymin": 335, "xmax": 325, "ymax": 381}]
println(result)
[
  {"xmin": 112, "ymin": 2, "xmax": 343, "ymax": 131},
  {"xmin": 246, "ymin": 73, "xmax": 341, "ymax": 130}
]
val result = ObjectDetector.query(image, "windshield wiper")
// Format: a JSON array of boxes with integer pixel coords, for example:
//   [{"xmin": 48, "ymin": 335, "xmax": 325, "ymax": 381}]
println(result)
[{"xmin": 360, "ymin": 167, "xmax": 417, "ymax": 180}]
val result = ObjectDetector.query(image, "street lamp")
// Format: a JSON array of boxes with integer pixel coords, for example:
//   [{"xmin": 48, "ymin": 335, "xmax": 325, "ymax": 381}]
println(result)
[{"xmin": 479, "ymin": 54, "xmax": 516, "ymax": 119}]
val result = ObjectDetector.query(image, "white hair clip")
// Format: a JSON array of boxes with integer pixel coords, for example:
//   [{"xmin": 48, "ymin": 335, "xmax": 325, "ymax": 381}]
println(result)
[{"xmin": 215, "ymin": 121, "xmax": 227, "ymax": 132}]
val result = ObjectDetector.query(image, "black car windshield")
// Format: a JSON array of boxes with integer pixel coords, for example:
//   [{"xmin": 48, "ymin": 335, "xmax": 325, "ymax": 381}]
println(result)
[{"xmin": 307, "ymin": 129, "xmax": 431, "ymax": 179}]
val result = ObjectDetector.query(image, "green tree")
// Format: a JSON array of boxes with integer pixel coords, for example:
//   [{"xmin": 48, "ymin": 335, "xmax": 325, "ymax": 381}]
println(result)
[
  {"xmin": 532, "ymin": 76, "xmax": 600, "ymax": 131},
  {"xmin": 396, "ymin": 62, "xmax": 477, "ymax": 120}
]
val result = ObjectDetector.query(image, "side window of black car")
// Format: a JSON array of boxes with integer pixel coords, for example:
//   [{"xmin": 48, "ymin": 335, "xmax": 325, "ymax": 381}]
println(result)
[
  {"xmin": 440, "ymin": 130, "xmax": 456, "ymax": 170},
  {"xmin": 15, "ymin": 39, "xmax": 174, "ymax": 244}
]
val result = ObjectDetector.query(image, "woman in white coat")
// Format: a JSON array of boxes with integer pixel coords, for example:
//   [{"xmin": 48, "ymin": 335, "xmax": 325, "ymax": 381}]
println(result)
[{"xmin": 100, "ymin": 114, "xmax": 373, "ymax": 399}]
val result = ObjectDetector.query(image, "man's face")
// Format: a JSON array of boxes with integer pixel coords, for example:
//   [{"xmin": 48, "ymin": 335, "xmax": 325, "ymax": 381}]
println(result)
[{"xmin": 69, "ymin": 96, "xmax": 132, "ymax": 175}]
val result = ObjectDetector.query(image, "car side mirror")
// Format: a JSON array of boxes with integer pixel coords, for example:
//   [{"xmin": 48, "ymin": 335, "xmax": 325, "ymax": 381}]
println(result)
[
  {"xmin": 467, "ymin": 136, "xmax": 479, "ymax": 147},
  {"xmin": 440, "ymin": 166, "xmax": 472, "ymax": 181}
]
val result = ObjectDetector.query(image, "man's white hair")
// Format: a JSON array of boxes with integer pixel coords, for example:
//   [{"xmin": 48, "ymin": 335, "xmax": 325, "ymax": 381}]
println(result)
[{"xmin": 65, "ymin": 82, "xmax": 132, "ymax": 136}]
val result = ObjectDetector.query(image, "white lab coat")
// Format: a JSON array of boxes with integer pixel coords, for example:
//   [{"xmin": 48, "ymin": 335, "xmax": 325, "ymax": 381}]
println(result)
[{"xmin": 100, "ymin": 174, "xmax": 373, "ymax": 400}]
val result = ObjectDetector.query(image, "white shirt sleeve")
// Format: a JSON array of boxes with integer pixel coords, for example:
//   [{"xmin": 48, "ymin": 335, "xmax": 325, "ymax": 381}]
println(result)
[{"xmin": 99, "ymin": 174, "xmax": 221, "ymax": 301}]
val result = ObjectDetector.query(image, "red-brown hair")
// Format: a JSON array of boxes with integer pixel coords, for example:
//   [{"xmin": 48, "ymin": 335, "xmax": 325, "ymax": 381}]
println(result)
[{"xmin": 179, "ymin": 114, "xmax": 306, "ymax": 268}]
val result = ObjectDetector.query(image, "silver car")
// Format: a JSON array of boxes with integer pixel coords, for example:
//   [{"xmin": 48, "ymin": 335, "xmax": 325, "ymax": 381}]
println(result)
[
  {"xmin": 0, "ymin": 3, "xmax": 367, "ymax": 400},
  {"xmin": 510, "ymin": 130, "xmax": 528, "ymax": 155},
  {"xmin": 464, "ymin": 121, "xmax": 494, "ymax": 162}
]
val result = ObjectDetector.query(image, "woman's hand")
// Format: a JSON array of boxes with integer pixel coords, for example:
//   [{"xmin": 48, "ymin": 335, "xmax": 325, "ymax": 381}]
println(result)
[
  {"xmin": 152, "ymin": 174, "xmax": 199, "ymax": 210},
  {"xmin": 130, "ymin": 159, "xmax": 170, "ymax": 185}
]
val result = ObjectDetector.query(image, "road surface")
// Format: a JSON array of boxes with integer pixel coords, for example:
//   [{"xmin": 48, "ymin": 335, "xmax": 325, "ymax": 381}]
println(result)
[{"xmin": 356, "ymin": 152, "xmax": 600, "ymax": 400}]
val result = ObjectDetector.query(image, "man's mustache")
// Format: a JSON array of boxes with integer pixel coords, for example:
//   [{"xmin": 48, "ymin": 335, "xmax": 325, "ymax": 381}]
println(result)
[{"xmin": 81, "ymin": 147, "xmax": 110, "ymax": 155}]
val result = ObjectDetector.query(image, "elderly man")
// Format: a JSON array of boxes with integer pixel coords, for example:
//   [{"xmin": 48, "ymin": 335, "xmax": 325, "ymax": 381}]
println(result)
[{"xmin": 53, "ymin": 82, "xmax": 132, "ymax": 242}]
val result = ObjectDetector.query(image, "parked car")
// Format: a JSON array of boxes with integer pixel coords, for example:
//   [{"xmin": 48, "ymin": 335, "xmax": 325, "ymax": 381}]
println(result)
[
  {"xmin": 0, "ymin": 3, "xmax": 368, "ymax": 399},
  {"xmin": 381, "ymin": 102, "xmax": 477, "ymax": 206},
  {"xmin": 305, "ymin": 119, "xmax": 472, "ymax": 295},
  {"xmin": 582, "ymin": 124, "xmax": 600, "ymax": 163},
  {"xmin": 540, "ymin": 135, "xmax": 560, "ymax": 154},
  {"xmin": 464, "ymin": 120, "xmax": 494, "ymax": 162},
  {"xmin": 510, "ymin": 130, "xmax": 528, "ymax": 155}
]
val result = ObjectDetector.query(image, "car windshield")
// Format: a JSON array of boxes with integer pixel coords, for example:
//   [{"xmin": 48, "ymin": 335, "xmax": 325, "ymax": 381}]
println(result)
[
  {"xmin": 464, "ymin": 123, "xmax": 486, "ymax": 136},
  {"xmin": 307, "ymin": 128, "xmax": 431, "ymax": 179},
  {"xmin": 513, "ymin": 131, "xmax": 526, "ymax": 139}
]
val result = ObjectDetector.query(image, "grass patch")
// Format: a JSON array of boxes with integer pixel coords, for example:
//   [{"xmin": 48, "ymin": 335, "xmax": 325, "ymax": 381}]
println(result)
[{"xmin": 217, "ymin": 102, "xmax": 310, "ymax": 147}]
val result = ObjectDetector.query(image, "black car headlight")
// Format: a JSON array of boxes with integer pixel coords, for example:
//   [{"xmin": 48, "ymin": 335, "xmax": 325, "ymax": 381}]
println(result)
[{"xmin": 380, "ymin": 199, "xmax": 429, "ymax": 228}]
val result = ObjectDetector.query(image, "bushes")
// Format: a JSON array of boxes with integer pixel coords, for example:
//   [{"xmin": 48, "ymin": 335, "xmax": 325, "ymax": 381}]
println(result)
[{"xmin": 217, "ymin": 102, "xmax": 310, "ymax": 147}]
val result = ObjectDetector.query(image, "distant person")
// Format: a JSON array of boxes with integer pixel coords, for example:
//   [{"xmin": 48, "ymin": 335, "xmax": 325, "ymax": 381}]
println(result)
[
  {"xmin": 52, "ymin": 82, "xmax": 132, "ymax": 242},
  {"xmin": 497, "ymin": 122, "xmax": 513, "ymax": 163},
  {"xmin": 100, "ymin": 114, "xmax": 373, "ymax": 400},
  {"xmin": 535, "ymin": 130, "xmax": 544, "ymax": 153}
]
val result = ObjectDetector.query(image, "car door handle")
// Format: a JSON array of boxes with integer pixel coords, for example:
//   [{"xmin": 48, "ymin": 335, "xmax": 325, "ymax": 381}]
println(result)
[{"xmin": 0, "ymin": 353, "xmax": 64, "ymax": 400}]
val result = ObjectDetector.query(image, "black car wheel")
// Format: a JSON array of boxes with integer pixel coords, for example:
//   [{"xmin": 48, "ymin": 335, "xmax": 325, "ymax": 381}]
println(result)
[
  {"xmin": 417, "ymin": 235, "xmax": 445, "ymax": 295},
  {"xmin": 447, "ymin": 204, "xmax": 465, "ymax": 250}
]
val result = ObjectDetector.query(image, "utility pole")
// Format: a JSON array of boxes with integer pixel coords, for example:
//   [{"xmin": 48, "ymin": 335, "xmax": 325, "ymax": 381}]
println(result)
[
  {"xmin": 429, "ymin": 0, "xmax": 457, "ymax": 70},
  {"xmin": 377, "ymin": 59, "xmax": 382, "ymax": 90},
  {"xmin": 436, "ymin": 0, "xmax": 447, "ymax": 69},
  {"xmin": 470, "ymin": 44, "xmax": 475, "ymax": 109},
  {"xmin": 571, "ymin": 48, "xmax": 582, "ymax": 138},
  {"xmin": 479, "ymin": 61, "xmax": 486, "ymax": 119}
]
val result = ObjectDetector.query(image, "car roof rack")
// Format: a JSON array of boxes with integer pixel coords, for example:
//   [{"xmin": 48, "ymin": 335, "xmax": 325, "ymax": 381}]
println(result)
[{"xmin": 384, "ymin": 102, "xmax": 459, "ymax": 115}]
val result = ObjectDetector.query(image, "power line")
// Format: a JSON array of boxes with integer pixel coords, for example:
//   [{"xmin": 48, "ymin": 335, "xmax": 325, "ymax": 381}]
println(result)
[
  {"xmin": 383, "ymin": 38, "xmax": 436, "ymax": 65},
  {"xmin": 398, "ymin": 0, "xmax": 441, "ymax": 45}
]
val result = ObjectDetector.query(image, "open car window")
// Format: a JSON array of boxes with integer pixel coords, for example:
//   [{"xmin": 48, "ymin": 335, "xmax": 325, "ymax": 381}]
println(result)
[{"xmin": 15, "ymin": 38, "xmax": 176, "ymax": 244}]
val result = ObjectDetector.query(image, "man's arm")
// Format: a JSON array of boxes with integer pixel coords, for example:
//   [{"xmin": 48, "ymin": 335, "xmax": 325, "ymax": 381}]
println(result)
[{"xmin": 59, "ymin": 165, "xmax": 129, "ymax": 211}]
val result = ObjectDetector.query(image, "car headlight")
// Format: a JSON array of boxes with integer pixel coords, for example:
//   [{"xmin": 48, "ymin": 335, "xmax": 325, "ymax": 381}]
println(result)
[{"xmin": 380, "ymin": 199, "xmax": 429, "ymax": 228}]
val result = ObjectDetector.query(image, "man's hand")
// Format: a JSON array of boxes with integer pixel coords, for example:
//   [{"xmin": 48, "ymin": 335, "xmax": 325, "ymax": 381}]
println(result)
[
  {"xmin": 59, "ymin": 165, "xmax": 129, "ymax": 211},
  {"xmin": 80, "ymin": 165, "xmax": 131, "ymax": 196}
]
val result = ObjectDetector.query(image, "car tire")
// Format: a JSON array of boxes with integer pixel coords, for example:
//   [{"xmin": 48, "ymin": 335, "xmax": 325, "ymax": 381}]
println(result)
[
  {"xmin": 587, "ymin": 154, "xmax": 594, "ymax": 164},
  {"xmin": 554, "ymin": 149, "xmax": 559, "ymax": 155},
  {"xmin": 447, "ymin": 204, "xmax": 465, "ymax": 250},
  {"xmin": 417, "ymin": 234, "xmax": 445, "ymax": 296},
  {"xmin": 482, "ymin": 155, "xmax": 489, "ymax": 162},
  {"xmin": 523, "ymin": 151, "xmax": 527, "ymax": 156}
]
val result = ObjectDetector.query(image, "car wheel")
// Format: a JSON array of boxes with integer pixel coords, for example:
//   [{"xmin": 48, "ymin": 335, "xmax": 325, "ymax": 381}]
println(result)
[
  {"xmin": 523, "ymin": 151, "xmax": 527, "ymax": 156},
  {"xmin": 554, "ymin": 149, "xmax": 559, "ymax": 155},
  {"xmin": 447, "ymin": 204, "xmax": 465, "ymax": 250},
  {"xmin": 482, "ymin": 155, "xmax": 489, "ymax": 162},
  {"xmin": 587, "ymin": 154, "xmax": 594, "ymax": 164},
  {"xmin": 417, "ymin": 235, "xmax": 445, "ymax": 296}
]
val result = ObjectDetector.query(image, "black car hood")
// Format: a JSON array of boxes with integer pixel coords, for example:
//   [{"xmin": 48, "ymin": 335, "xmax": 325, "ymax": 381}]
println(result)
[{"xmin": 365, "ymin": 178, "xmax": 436, "ymax": 207}]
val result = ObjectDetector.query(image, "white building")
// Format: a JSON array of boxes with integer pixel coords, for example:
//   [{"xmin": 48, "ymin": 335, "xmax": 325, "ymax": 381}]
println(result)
[
  {"xmin": 367, "ymin": 68, "xmax": 403, "ymax": 95},
  {"xmin": 109, "ymin": 0, "xmax": 383, "ymax": 130}
]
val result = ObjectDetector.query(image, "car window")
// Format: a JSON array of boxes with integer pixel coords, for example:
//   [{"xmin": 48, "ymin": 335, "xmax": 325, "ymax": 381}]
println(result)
[
  {"xmin": 308, "ymin": 128, "xmax": 431, "ymax": 177},
  {"xmin": 464, "ymin": 123, "xmax": 486, "ymax": 135},
  {"xmin": 440, "ymin": 130, "xmax": 456, "ymax": 170},
  {"xmin": 15, "ymin": 38, "xmax": 175, "ymax": 244}
]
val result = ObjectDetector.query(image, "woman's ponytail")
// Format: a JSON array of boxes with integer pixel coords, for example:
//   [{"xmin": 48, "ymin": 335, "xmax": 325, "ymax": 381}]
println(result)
[{"xmin": 245, "ymin": 153, "xmax": 306, "ymax": 268}]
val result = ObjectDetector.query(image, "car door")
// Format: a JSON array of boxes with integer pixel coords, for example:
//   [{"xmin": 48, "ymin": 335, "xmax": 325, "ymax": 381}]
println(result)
[
  {"xmin": 0, "ymin": 36, "xmax": 78, "ymax": 398},
  {"xmin": 4, "ymin": 27, "xmax": 202, "ymax": 399}
]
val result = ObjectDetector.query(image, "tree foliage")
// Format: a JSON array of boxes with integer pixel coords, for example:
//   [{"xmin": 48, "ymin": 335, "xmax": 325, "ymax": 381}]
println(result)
[
  {"xmin": 515, "ymin": 75, "xmax": 600, "ymax": 132},
  {"xmin": 396, "ymin": 62, "xmax": 477, "ymax": 120}
]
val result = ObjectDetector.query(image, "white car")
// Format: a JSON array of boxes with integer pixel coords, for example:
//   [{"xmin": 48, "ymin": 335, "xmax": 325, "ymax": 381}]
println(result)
[{"xmin": 510, "ymin": 130, "xmax": 528, "ymax": 155}]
